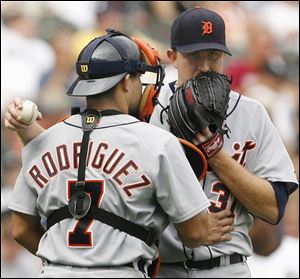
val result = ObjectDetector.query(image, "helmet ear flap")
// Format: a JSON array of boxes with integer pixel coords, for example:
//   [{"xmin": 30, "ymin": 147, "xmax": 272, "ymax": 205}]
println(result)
[
  {"xmin": 139, "ymin": 85, "xmax": 158, "ymax": 122},
  {"xmin": 131, "ymin": 37, "xmax": 161, "ymax": 66},
  {"xmin": 131, "ymin": 37, "xmax": 165, "ymax": 122}
]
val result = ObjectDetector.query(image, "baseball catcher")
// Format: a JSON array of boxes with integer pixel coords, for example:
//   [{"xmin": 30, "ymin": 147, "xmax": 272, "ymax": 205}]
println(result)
[{"xmin": 168, "ymin": 71, "xmax": 231, "ymax": 172}]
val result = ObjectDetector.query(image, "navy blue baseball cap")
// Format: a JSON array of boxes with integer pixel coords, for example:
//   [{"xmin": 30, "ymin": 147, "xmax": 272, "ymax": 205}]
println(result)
[{"xmin": 171, "ymin": 7, "xmax": 232, "ymax": 55}]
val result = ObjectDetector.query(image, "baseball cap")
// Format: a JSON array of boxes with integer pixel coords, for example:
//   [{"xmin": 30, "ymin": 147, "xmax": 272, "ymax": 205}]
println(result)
[{"xmin": 171, "ymin": 7, "xmax": 232, "ymax": 55}]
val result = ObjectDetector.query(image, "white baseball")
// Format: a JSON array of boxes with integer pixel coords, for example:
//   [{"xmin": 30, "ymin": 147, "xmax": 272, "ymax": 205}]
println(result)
[{"xmin": 19, "ymin": 100, "xmax": 39, "ymax": 125}]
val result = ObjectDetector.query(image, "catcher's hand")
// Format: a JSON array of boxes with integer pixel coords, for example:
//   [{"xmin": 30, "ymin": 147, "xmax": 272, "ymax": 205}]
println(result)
[{"xmin": 168, "ymin": 71, "xmax": 231, "ymax": 159}]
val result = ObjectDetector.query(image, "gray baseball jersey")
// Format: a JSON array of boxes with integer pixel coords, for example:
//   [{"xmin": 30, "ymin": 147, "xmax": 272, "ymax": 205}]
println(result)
[
  {"xmin": 9, "ymin": 113, "xmax": 210, "ymax": 268},
  {"xmin": 150, "ymin": 85, "xmax": 298, "ymax": 263}
]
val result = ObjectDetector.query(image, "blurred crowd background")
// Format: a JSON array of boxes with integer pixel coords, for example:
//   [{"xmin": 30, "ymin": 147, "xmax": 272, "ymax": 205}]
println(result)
[{"xmin": 1, "ymin": 1, "xmax": 299, "ymax": 278}]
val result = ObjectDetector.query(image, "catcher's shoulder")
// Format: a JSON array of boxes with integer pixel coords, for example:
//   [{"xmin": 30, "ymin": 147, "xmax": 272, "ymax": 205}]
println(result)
[
  {"xmin": 136, "ymin": 121, "xmax": 179, "ymax": 143},
  {"xmin": 137, "ymin": 120, "xmax": 174, "ymax": 135}
]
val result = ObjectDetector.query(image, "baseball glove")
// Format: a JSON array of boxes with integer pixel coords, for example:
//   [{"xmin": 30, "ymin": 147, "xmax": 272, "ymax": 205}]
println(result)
[{"xmin": 168, "ymin": 71, "xmax": 231, "ymax": 159}]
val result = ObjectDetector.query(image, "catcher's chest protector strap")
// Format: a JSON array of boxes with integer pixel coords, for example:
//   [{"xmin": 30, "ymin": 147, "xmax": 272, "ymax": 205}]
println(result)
[
  {"xmin": 47, "ymin": 204, "xmax": 158, "ymax": 246},
  {"xmin": 47, "ymin": 109, "xmax": 158, "ymax": 246}
]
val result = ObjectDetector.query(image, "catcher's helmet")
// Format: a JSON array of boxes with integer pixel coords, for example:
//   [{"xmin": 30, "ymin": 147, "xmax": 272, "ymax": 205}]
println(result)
[{"xmin": 67, "ymin": 29, "xmax": 142, "ymax": 96}]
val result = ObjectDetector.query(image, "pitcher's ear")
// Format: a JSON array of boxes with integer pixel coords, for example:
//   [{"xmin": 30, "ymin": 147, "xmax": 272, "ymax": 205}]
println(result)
[{"xmin": 167, "ymin": 48, "xmax": 178, "ymax": 66}]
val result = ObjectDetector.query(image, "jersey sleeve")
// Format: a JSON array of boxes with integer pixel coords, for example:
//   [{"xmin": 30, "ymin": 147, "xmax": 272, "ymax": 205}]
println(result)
[
  {"xmin": 154, "ymin": 135, "xmax": 210, "ymax": 224},
  {"xmin": 8, "ymin": 168, "xmax": 38, "ymax": 216},
  {"xmin": 253, "ymin": 104, "xmax": 298, "ymax": 193}
]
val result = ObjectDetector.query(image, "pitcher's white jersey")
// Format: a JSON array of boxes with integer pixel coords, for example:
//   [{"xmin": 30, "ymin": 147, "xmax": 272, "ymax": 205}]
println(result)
[
  {"xmin": 150, "ymin": 84, "xmax": 299, "ymax": 262},
  {"xmin": 9, "ymin": 113, "xmax": 210, "ymax": 266}
]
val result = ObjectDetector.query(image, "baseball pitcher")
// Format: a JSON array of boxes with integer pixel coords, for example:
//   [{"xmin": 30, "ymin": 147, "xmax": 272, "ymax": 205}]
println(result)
[{"xmin": 149, "ymin": 7, "xmax": 299, "ymax": 278}]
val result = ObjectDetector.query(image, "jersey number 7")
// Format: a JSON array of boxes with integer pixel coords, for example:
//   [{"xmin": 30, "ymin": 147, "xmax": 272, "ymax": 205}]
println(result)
[{"xmin": 67, "ymin": 180, "xmax": 105, "ymax": 247}]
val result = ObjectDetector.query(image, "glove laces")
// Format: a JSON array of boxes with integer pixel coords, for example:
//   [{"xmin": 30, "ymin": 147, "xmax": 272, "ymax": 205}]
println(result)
[{"xmin": 157, "ymin": 99, "xmax": 169, "ymax": 125}]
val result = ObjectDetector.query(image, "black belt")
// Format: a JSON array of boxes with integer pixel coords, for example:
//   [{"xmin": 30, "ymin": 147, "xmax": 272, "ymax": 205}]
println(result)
[{"xmin": 166, "ymin": 253, "xmax": 245, "ymax": 270}]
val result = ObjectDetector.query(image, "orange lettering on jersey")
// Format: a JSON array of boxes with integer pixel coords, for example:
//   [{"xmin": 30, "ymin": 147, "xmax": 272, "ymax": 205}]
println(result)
[
  {"xmin": 91, "ymin": 142, "xmax": 109, "ymax": 169},
  {"xmin": 27, "ymin": 141, "xmax": 152, "ymax": 196},
  {"xmin": 201, "ymin": 21, "xmax": 213, "ymax": 35},
  {"xmin": 42, "ymin": 152, "xmax": 58, "ymax": 177},
  {"xmin": 103, "ymin": 148, "xmax": 125, "ymax": 174},
  {"xmin": 113, "ymin": 160, "xmax": 138, "ymax": 186},
  {"xmin": 73, "ymin": 142, "xmax": 81, "ymax": 169},
  {"xmin": 232, "ymin": 140, "xmax": 256, "ymax": 166},
  {"xmin": 113, "ymin": 160, "xmax": 152, "ymax": 197},
  {"xmin": 57, "ymin": 145, "xmax": 70, "ymax": 170},
  {"xmin": 122, "ymin": 174, "xmax": 151, "ymax": 198},
  {"xmin": 29, "ymin": 165, "xmax": 50, "ymax": 188}
]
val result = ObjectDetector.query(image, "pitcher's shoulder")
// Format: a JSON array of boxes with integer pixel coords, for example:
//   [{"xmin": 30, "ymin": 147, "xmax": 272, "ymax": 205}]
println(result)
[{"xmin": 230, "ymin": 91, "xmax": 267, "ymax": 111}]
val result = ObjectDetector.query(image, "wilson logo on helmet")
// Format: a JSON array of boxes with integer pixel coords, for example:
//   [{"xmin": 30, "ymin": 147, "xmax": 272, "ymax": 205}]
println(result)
[{"xmin": 80, "ymin": 65, "xmax": 89, "ymax": 73}]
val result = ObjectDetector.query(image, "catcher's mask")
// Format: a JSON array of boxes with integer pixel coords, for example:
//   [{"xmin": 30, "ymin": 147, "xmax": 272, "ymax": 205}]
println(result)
[{"xmin": 67, "ymin": 28, "xmax": 165, "ymax": 122}]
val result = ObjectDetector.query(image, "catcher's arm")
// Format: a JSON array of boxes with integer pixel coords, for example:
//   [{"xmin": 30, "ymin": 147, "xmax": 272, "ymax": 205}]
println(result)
[
  {"xmin": 175, "ymin": 208, "xmax": 233, "ymax": 248},
  {"xmin": 4, "ymin": 97, "xmax": 45, "ymax": 145},
  {"xmin": 11, "ymin": 211, "xmax": 44, "ymax": 255}
]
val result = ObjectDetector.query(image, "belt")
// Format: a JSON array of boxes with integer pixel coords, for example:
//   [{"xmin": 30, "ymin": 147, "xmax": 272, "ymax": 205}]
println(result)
[
  {"xmin": 166, "ymin": 253, "xmax": 245, "ymax": 270},
  {"xmin": 44, "ymin": 259, "xmax": 147, "ymax": 273}
]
